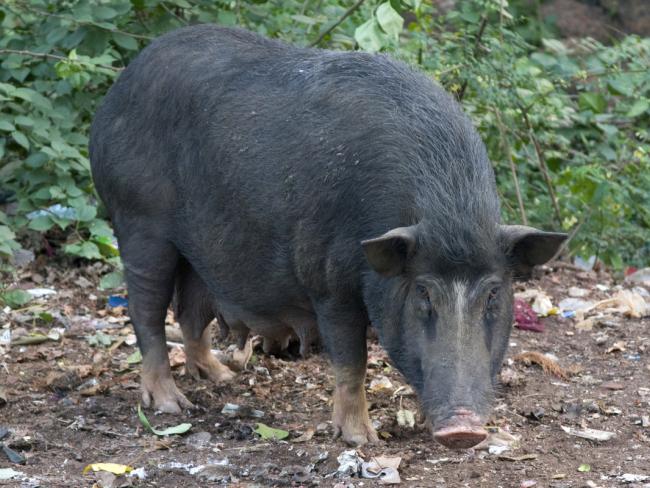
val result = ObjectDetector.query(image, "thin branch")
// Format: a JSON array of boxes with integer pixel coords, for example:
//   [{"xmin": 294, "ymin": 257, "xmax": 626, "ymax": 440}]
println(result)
[
  {"xmin": 161, "ymin": 2, "xmax": 189, "ymax": 26},
  {"xmin": 0, "ymin": 49, "xmax": 123, "ymax": 72},
  {"xmin": 458, "ymin": 15, "xmax": 487, "ymax": 101},
  {"xmin": 518, "ymin": 104, "xmax": 563, "ymax": 225},
  {"xmin": 310, "ymin": 0, "xmax": 366, "ymax": 47},
  {"xmin": 495, "ymin": 110, "xmax": 527, "ymax": 224},
  {"xmin": 549, "ymin": 206, "xmax": 592, "ymax": 262},
  {"xmin": 12, "ymin": 2, "xmax": 153, "ymax": 40}
]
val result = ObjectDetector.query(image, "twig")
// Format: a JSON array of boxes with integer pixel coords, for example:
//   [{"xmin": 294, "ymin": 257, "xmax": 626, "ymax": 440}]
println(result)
[
  {"xmin": 494, "ymin": 110, "xmax": 527, "ymax": 224},
  {"xmin": 518, "ymin": 104, "xmax": 562, "ymax": 225},
  {"xmin": 310, "ymin": 0, "xmax": 366, "ymax": 47},
  {"xmin": 457, "ymin": 15, "xmax": 487, "ymax": 101},
  {"xmin": 549, "ymin": 206, "xmax": 593, "ymax": 262},
  {"xmin": 0, "ymin": 49, "xmax": 123, "ymax": 72},
  {"xmin": 161, "ymin": 2, "xmax": 189, "ymax": 26}
]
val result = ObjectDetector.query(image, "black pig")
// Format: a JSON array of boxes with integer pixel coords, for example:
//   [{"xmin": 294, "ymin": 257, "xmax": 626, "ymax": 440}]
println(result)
[{"xmin": 90, "ymin": 25, "xmax": 565, "ymax": 449}]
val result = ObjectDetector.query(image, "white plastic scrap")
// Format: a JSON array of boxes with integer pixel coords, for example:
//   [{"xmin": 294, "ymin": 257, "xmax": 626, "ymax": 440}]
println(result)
[
  {"xmin": 475, "ymin": 429, "xmax": 520, "ymax": 453},
  {"xmin": 0, "ymin": 468, "xmax": 24, "ymax": 480},
  {"xmin": 361, "ymin": 456, "xmax": 402, "ymax": 484},
  {"xmin": 560, "ymin": 425, "xmax": 615, "ymax": 442},
  {"xmin": 618, "ymin": 473, "xmax": 650, "ymax": 483},
  {"xmin": 337, "ymin": 450, "xmax": 362, "ymax": 476},
  {"xmin": 127, "ymin": 467, "xmax": 148, "ymax": 480},
  {"xmin": 26, "ymin": 288, "xmax": 57, "ymax": 298},
  {"xmin": 515, "ymin": 289, "xmax": 556, "ymax": 316}
]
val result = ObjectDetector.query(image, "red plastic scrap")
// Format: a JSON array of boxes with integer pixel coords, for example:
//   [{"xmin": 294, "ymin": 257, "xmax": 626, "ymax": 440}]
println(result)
[{"xmin": 514, "ymin": 298, "xmax": 544, "ymax": 332}]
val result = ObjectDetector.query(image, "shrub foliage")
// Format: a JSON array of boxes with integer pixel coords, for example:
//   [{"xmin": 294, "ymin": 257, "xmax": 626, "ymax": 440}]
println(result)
[{"xmin": 1, "ymin": 0, "xmax": 648, "ymax": 269}]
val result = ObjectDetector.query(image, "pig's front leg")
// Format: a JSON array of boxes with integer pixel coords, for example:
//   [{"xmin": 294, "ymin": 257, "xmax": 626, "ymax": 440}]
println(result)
[{"xmin": 315, "ymin": 300, "xmax": 379, "ymax": 446}]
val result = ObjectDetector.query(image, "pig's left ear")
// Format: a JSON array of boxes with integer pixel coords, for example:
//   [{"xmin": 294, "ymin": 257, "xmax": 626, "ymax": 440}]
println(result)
[
  {"xmin": 362, "ymin": 225, "xmax": 419, "ymax": 277},
  {"xmin": 500, "ymin": 225, "xmax": 567, "ymax": 280}
]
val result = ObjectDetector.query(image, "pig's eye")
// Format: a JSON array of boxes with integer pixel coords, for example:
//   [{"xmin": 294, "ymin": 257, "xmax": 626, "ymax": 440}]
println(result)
[
  {"xmin": 415, "ymin": 284, "xmax": 432, "ymax": 316},
  {"xmin": 486, "ymin": 287, "xmax": 500, "ymax": 310},
  {"xmin": 416, "ymin": 284, "xmax": 429, "ymax": 301}
]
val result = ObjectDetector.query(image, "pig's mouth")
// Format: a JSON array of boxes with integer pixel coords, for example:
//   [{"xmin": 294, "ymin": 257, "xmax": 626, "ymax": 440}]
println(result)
[{"xmin": 431, "ymin": 409, "xmax": 488, "ymax": 449}]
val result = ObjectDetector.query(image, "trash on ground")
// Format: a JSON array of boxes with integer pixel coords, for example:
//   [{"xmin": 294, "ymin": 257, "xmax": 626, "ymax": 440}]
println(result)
[
  {"xmin": 475, "ymin": 428, "xmax": 520, "ymax": 453},
  {"xmin": 396, "ymin": 409, "xmax": 415, "ymax": 429},
  {"xmin": 221, "ymin": 403, "xmax": 264, "ymax": 419},
  {"xmin": 513, "ymin": 299, "xmax": 544, "ymax": 332},
  {"xmin": 337, "ymin": 449, "xmax": 363, "ymax": 476},
  {"xmin": 82, "ymin": 463, "xmax": 133, "ymax": 475},
  {"xmin": 0, "ymin": 468, "xmax": 24, "ymax": 480},
  {"xmin": 361, "ymin": 456, "xmax": 401, "ymax": 484},
  {"xmin": 618, "ymin": 474, "xmax": 650, "ymax": 483},
  {"xmin": 107, "ymin": 295, "xmax": 128, "ymax": 308},
  {"xmin": 369, "ymin": 375, "xmax": 394, "ymax": 394},
  {"xmin": 2, "ymin": 444, "xmax": 26, "ymax": 464},
  {"xmin": 560, "ymin": 425, "xmax": 615, "ymax": 442},
  {"xmin": 26, "ymin": 288, "xmax": 57, "ymax": 298}
]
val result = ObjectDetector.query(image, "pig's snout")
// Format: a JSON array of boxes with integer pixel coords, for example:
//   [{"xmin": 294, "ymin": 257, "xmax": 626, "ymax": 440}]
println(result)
[{"xmin": 432, "ymin": 409, "xmax": 487, "ymax": 449}]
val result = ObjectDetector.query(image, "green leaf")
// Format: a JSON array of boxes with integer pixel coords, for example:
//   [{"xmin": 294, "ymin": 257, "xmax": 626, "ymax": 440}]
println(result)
[
  {"xmin": 99, "ymin": 270, "xmax": 124, "ymax": 290},
  {"xmin": 65, "ymin": 241, "xmax": 103, "ymax": 260},
  {"xmin": 354, "ymin": 19, "xmax": 385, "ymax": 53},
  {"xmin": 0, "ymin": 120, "xmax": 15, "ymax": 131},
  {"xmin": 626, "ymin": 99, "xmax": 649, "ymax": 118},
  {"xmin": 93, "ymin": 6, "xmax": 118, "ymax": 20},
  {"xmin": 112, "ymin": 32, "xmax": 138, "ymax": 51},
  {"xmin": 11, "ymin": 131, "xmax": 29, "ymax": 150},
  {"xmin": 254, "ymin": 423, "xmax": 289, "ymax": 440},
  {"xmin": 578, "ymin": 464, "xmax": 591, "ymax": 472},
  {"xmin": 578, "ymin": 93, "xmax": 607, "ymax": 113},
  {"xmin": 86, "ymin": 331, "xmax": 114, "ymax": 347},
  {"xmin": 0, "ymin": 289, "xmax": 32, "ymax": 308},
  {"xmin": 137, "ymin": 404, "xmax": 192, "ymax": 435},
  {"xmin": 126, "ymin": 349, "xmax": 142, "ymax": 364},
  {"xmin": 376, "ymin": 2, "xmax": 403, "ymax": 40},
  {"xmin": 28, "ymin": 216, "xmax": 55, "ymax": 232}
]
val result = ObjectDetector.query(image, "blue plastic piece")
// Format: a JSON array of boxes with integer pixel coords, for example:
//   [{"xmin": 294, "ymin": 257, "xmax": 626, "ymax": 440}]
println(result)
[{"xmin": 107, "ymin": 295, "xmax": 128, "ymax": 308}]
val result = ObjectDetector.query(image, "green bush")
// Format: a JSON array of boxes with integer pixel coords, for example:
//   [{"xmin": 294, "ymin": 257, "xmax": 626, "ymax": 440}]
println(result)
[{"xmin": 1, "ymin": 0, "xmax": 648, "ymax": 269}]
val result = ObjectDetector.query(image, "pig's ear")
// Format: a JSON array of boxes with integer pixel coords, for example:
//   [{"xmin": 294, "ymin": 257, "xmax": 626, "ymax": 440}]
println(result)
[
  {"xmin": 501, "ymin": 225, "xmax": 567, "ymax": 280},
  {"xmin": 362, "ymin": 226, "xmax": 418, "ymax": 277}
]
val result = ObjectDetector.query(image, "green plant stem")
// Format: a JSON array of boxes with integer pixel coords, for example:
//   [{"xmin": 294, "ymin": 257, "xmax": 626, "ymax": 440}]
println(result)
[
  {"xmin": 458, "ymin": 15, "xmax": 487, "ymax": 101},
  {"xmin": 519, "ymin": 105, "xmax": 563, "ymax": 226},
  {"xmin": 0, "ymin": 49, "xmax": 123, "ymax": 72},
  {"xmin": 310, "ymin": 0, "xmax": 366, "ymax": 47},
  {"xmin": 495, "ymin": 110, "xmax": 527, "ymax": 224}
]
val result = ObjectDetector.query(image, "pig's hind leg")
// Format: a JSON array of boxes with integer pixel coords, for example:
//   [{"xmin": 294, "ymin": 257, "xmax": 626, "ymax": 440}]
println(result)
[
  {"xmin": 118, "ymin": 228, "xmax": 192, "ymax": 414},
  {"xmin": 174, "ymin": 262, "xmax": 236, "ymax": 384}
]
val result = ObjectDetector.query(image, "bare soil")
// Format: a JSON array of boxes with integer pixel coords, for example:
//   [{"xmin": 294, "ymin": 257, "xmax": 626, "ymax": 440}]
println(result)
[{"xmin": 1, "ymin": 263, "xmax": 649, "ymax": 487}]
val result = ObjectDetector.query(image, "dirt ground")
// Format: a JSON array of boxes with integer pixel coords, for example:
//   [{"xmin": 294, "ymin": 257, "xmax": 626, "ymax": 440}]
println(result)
[{"xmin": 1, "ymin": 262, "xmax": 649, "ymax": 487}]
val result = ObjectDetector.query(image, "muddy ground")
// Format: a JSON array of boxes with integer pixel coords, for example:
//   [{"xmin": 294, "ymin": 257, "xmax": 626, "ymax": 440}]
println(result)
[{"xmin": 1, "ymin": 262, "xmax": 649, "ymax": 487}]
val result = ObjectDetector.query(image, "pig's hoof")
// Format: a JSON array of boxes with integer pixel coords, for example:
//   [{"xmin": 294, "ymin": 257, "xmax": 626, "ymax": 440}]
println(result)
[
  {"xmin": 141, "ymin": 378, "xmax": 193, "ymax": 414},
  {"xmin": 187, "ymin": 355, "xmax": 237, "ymax": 384},
  {"xmin": 335, "ymin": 421, "xmax": 379, "ymax": 447}
]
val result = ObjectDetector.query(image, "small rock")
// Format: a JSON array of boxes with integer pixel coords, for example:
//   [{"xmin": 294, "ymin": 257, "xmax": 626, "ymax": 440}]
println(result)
[{"xmin": 185, "ymin": 431, "xmax": 212, "ymax": 450}]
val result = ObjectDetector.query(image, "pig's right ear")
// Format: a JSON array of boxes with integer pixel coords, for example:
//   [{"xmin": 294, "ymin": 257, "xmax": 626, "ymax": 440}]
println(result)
[
  {"xmin": 362, "ymin": 226, "xmax": 418, "ymax": 277},
  {"xmin": 500, "ymin": 225, "xmax": 567, "ymax": 280}
]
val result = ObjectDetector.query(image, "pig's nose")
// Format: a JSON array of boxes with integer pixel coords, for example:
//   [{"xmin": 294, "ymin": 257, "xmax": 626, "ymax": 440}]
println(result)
[{"xmin": 432, "ymin": 409, "xmax": 487, "ymax": 449}]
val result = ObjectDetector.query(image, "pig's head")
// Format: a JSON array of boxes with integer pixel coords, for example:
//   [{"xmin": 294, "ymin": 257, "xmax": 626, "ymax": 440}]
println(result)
[{"xmin": 361, "ymin": 223, "xmax": 566, "ymax": 449}]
